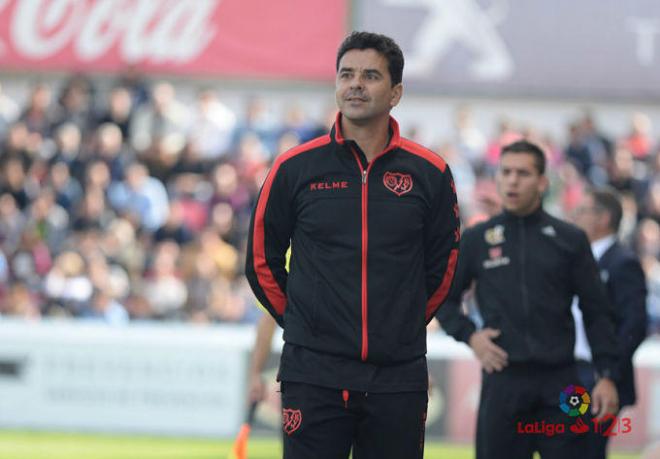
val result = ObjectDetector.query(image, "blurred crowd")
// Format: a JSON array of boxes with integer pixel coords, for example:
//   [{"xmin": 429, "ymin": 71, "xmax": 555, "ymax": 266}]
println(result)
[{"xmin": 0, "ymin": 74, "xmax": 658, "ymax": 333}]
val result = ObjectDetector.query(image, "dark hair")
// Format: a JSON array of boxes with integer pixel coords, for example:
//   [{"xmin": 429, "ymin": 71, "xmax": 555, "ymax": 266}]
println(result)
[
  {"xmin": 336, "ymin": 31, "xmax": 404, "ymax": 86},
  {"xmin": 589, "ymin": 187, "xmax": 623, "ymax": 232},
  {"xmin": 500, "ymin": 140, "xmax": 546, "ymax": 175}
]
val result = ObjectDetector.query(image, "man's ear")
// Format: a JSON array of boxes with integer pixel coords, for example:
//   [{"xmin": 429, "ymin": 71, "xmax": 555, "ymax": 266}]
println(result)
[
  {"xmin": 539, "ymin": 174, "xmax": 549, "ymax": 194},
  {"xmin": 390, "ymin": 83, "xmax": 403, "ymax": 108}
]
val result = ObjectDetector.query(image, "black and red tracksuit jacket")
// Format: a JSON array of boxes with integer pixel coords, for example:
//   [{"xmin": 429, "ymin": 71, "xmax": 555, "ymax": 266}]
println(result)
[{"xmin": 246, "ymin": 115, "xmax": 460, "ymax": 392}]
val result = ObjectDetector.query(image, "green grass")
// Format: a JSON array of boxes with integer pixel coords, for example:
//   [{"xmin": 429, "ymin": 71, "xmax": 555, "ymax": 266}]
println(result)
[{"xmin": 0, "ymin": 431, "xmax": 641, "ymax": 459}]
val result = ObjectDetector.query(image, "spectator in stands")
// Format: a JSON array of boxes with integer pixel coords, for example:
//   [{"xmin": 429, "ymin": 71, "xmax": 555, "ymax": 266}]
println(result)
[
  {"xmin": 43, "ymin": 250, "xmax": 93, "ymax": 316},
  {"xmin": 25, "ymin": 187, "xmax": 69, "ymax": 251},
  {"xmin": 100, "ymin": 217, "xmax": 145, "ymax": 285},
  {"xmin": 281, "ymin": 104, "xmax": 324, "ymax": 144},
  {"xmin": 80, "ymin": 287, "xmax": 129, "ymax": 325},
  {"xmin": 129, "ymin": 81, "xmax": 189, "ymax": 154},
  {"xmin": 234, "ymin": 96, "xmax": 280, "ymax": 154},
  {"xmin": 92, "ymin": 122, "xmax": 134, "ymax": 182},
  {"xmin": 636, "ymin": 219, "xmax": 660, "ymax": 334},
  {"xmin": 108, "ymin": 162, "xmax": 169, "ymax": 233},
  {"xmin": 0, "ymin": 156, "xmax": 31, "ymax": 209},
  {"xmin": 96, "ymin": 86, "xmax": 134, "ymax": 139},
  {"xmin": 0, "ymin": 82, "xmax": 19, "ymax": 138},
  {"xmin": 140, "ymin": 240, "xmax": 187, "ymax": 319},
  {"xmin": 1, "ymin": 122, "xmax": 33, "ymax": 165},
  {"xmin": 20, "ymin": 83, "xmax": 54, "ymax": 138},
  {"xmin": 52, "ymin": 75, "xmax": 95, "ymax": 132},
  {"xmin": 608, "ymin": 143, "xmax": 648, "ymax": 204},
  {"xmin": 0, "ymin": 193, "xmax": 26, "ymax": 254},
  {"xmin": 71, "ymin": 187, "xmax": 115, "ymax": 233},
  {"xmin": 208, "ymin": 163, "xmax": 252, "ymax": 236},
  {"xmin": 49, "ymin": 161, "xmax": 83, "ymax": 213},
  {"xmin": 83, "ymin": 159, "xmax": 112, "ymax": 192},
  {"xmin": 454, "ymin": 104, "xmax": 487, "ymax": 172},
  {"xmin": 0, "ymin": 280, "xmax": 40, "ymax": 319},
  {"xmin": 153, "ymin": 199, "xmax": 195, "ymax": 246},
  {"xmin": 188, "ymin": 88, "xmax": 237, "ymax": 161},
  {"xmin": 624, "ymin": 112, "xmax": 653, "ymax": 161}
]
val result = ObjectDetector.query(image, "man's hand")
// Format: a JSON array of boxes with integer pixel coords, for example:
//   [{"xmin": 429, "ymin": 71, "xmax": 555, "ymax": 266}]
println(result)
[
  {"xmin": 468, "ymin": 328, "xmax": 508, "ymax": 373},
  {"xmin": 591, "ymin": 377, "xmax": 619, "ymax": 419},
  {"xmin": 248, "ymin": 372, "xmax": 266, "ymax": 403}
]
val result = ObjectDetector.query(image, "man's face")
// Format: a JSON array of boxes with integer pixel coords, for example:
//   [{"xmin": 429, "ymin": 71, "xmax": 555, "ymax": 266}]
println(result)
[
  {"xmin": 572, "ymin": 194, "xmax": 608, "ymax": 242},
  {"xmin": 335, "ymin": 49, "xmax": 402, "ymax": 126},
  {"xmin": 496, "ymin": 152, "xmax": 548, "ymax": 216}
]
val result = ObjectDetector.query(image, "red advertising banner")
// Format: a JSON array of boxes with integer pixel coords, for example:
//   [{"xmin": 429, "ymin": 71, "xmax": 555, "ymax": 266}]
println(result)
[{"xmin": 0, "ymin": 0, "xmax": 347, "ymax": 79}]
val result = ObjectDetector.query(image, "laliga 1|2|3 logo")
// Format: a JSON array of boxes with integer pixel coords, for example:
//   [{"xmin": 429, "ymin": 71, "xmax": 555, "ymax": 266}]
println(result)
[{"xmin": 516, "ymin": 384, "xmax": 633, "ymax": 437}]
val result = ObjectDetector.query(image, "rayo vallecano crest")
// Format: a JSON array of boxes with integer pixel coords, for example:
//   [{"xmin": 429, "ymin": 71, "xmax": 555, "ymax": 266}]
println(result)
[{"xmin": 485, "ymin": 224, "xmax": 505, "ymax": 245}]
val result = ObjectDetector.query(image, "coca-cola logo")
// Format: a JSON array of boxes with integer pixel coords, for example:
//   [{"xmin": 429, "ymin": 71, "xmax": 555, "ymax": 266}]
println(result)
[{"xmin": 0, "ymin": 0, "xmax": 218, "ymax": 62}]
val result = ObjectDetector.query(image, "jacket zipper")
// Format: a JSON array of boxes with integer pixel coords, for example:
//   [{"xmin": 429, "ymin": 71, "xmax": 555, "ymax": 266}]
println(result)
[
  {"xmin": 518, "ymin": 218, "xmax": 532, "ymax": 354},
  {"xmin": 360, "ymin": 168, "xmax": 369, "ymax": 361},
  {"xmin": 349, "ymin": 142, "xmax": 396, "ymax": 362},
  {"xmin": 350, "ymin": 147, "xmax": 370, "ymax": 361}
]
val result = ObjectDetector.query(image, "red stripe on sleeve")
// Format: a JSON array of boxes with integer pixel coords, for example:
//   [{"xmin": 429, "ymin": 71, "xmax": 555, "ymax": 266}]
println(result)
[
  {"xmin": 426, "ymin": 248, "xmax": 459, "ymax": 321},
  {"xmin": 252, "ymin": 135, "xmax": 331, "ymax": 315}
]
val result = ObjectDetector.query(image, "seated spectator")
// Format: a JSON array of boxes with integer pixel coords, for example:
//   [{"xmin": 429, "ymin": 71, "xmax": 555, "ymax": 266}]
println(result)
[
  {"xmin": 0, "ymin": 280, "xmax": 40, "ymax": 320},
  {"xmin": 0, "ymin": 193, "xmax": 27, "ymax": 254},
  {"xmin": 71, "ymin": 187, "xmax": 115, "ymax": 232},
  {"xmin": 139, "ymin": 241, "xmax": 187, "ymax": 319},
  {"xmin": 108, "ymin": 162, "xmax": 170, "ymax": 232},
  {"xmin": 129, "ymin": 81, "xmax": 189, "ymax": 154},
  {"xmin": 95, "ymin": 86, "xmax": 134, "ymax": 139},
  {"xmin": 48, "ymin": 161, "xmax": 83, "ymax": 213},
  {"xmin": 188, "ymin": 88, "xmax": 236, "ymax": 161},
  {"xmin": 153, "ymin": 199, "xmax": 194, "ymax": 246},
  {"xmin": 80, "ymin": 288, "xmax": 129, "ymax": 325},
  {"xmin": 20, "ymin": 83, "xmax": 54, "ymax": 138},
  {"xmin": 0, "ymin": 156, "xmax": 32, "ymax": 210},
  {"xmin": 91, "ymin": 122, "xmax": 134, "ymax": 182},
  {"xmin": 49, "ymin": 122, "xmax": 84, "ymax": 179},
  {"xmin": 43, "ymin": 250, "xmax": 93, "ymax": 316},
  {"xmin": 51, "ymin": 74, "xmax": 96, "ymax": 132},
  {"xmin": 25, "ymin": 188, "xmax": 70, "ymax": 251},
  {"xmin": 0, "ymin": 82, "xmax": 19, "ymax": 138},
  {"xmin": 100, "ymin": 218, "xmax": 145, "ymax": 283},
  {"xmin": 624, "ymin": 112, "xmax": 653, "ymax": 161}
]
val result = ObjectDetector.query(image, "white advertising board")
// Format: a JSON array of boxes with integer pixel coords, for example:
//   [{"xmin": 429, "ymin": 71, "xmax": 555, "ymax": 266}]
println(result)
[{"xmin": 0, "ymin": 320, "xmax": 252, "ymax": 437}]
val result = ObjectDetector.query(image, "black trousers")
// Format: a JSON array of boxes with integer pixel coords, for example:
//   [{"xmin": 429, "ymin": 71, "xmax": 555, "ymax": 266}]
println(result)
[
  {"xmin": 280, "ymin": 381, "xmax": 428, "ymax": 459},
  {"xmin": 476, "ymin": 363, "xmax": 589, "ymax": 459}
]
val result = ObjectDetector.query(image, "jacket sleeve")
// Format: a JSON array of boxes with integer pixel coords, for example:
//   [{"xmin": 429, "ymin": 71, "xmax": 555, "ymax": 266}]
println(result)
[
  {"xmin": 573, "ymin": 231, "xmax": 620, "ymax": 379},
  {"xmin": 610, "ymin": 255, "xmax": 648, "ymax": 366},
  {"xmin": 434, "ymin": 226, "xmax": 478, "ymax": 343},
  {"xmin": 423, "ymin": 166, "xmax": 461, "ymax": 323},
  {"xmin": 245, "ymin": 160, "xmax": 293, "ymax": 327}
]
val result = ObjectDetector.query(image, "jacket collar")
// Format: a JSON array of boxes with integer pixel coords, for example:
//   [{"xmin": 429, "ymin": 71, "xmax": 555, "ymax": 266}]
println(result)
[
  {"xmin": 330, "ymin": 112, "xmax": 401, "ymax": 153},
  {"xmin": 502, "ymin": 205, "xmax": 545, "ymax": 224}
]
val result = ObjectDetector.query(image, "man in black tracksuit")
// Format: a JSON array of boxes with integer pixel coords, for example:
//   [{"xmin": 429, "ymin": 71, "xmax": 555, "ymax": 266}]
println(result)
[
  {"xmin": 245, "ymin": 32, "xmax": 459, "ymax": 459},
  {"xmin": 436, "ymin": 140, "xmax": 619, "ymax": 459}
]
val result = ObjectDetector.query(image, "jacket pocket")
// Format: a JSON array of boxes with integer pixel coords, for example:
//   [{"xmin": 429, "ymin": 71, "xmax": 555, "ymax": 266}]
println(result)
[{"xmin": 397, "ymin": 287, "xmax": 422, "ymax": 345}]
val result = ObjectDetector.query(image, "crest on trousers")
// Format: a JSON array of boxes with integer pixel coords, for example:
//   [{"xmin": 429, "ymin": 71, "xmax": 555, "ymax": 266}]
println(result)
[
  {"xmin": 283, "ymin": 408, "xmax": 302, "ymax": 435},
  {"xmin": 383, "ymin": 172, "xmax": 413, "ymax": 196}
]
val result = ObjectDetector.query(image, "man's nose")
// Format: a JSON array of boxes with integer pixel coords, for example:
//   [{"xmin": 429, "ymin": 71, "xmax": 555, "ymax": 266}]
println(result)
[{"xmin": 350, "ymin": 75, "xmax": 364, "ymax": 89}]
